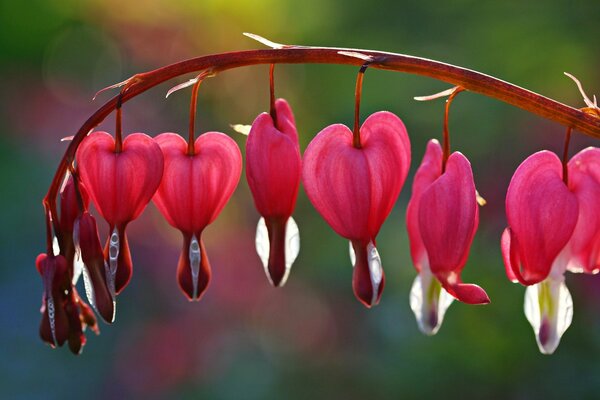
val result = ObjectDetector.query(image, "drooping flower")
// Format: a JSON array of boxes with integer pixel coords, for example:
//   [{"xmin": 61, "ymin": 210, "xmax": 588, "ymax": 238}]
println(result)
[
  {"xmin": 502, "ymin": 148, "xmax": 600, "ymax": 354},
  {"xmin": 246, "ymin": 98, "xmax": 301, "ymax": 287},
  {"xmin": 74, "ymin": 211, "xmax": 116, "ymax": 323},
  {"xmin": 152, "ymin": 132, "xmax": 242, "ymax": 300},
  {"xmin": 407, "ymin": 139, "xmax": 490, "ymax": 335},
  {"xmin": 303, "ymin": 111, "xmax": 411, "ymax": 307},
  {"xmin": 36, "ymin": 252, "xmax": 99, "ymax": 354},
  {"xmin": 76, "ymin": 131, "xmax": 164, "ymax": 295}
]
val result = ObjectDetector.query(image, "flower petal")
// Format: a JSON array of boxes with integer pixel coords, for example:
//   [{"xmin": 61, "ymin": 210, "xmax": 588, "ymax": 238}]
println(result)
[
  {"xmin": 153, "ymin": 132, "xmax": 242, "ymax": 235},
  {"xmin": 246, "ymin": 99, "xmax": 301, "ymax": 218},
  {"xmin": 505, "ymin": 151, "xmax": 578, "ymax": 285},
  {"xmin": 567, "ymin": 147, "xmax": 600, "ymax": 274},
  {"xmin": 302, "ymin": 112, "xmax": 410, "ymax": 241},
  {"xmin": 77, "ymin": 132, "xmax": 164, "ymax": 226},
  {"xmin": 406, "ymin": 139, "xmax": 443, "ymax": 272}
]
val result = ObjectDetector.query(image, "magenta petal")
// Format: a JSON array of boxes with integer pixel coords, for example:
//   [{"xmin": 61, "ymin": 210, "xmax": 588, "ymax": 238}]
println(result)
[
  {"xmin": 418, "ymin": 152, "xmax": 477, "ymax": 273},
  {"xmin": 505, "ymin": 151, "xmax": 579, "ymax": 285},
  {"xmin": 501, "ymin": 227, "xmax": 520, "ymax": 283},
  {"xmin": 303, "ymin": 111, "xmax": 410, "ymax": 241},
  {"xmin": 445, "ymin": 280, "xmax": 490, "ymax": 305},
  {"xmin": 567, "ymin": 147, "xmax": 600, "ymax": 274},
  {"xmin": 246, "ymin": 99, "xmax": 301, "ymax": 218},
  {"xmin": 406, "ymin": 139, "xmax": 443, "ymax": 272},
  {"xmin": 153, "ymin": 132, "xmax": 242, "ymax": 235},
  {"xmin": 418, "ymin": 152, "xmax": 488, "ymax": 304},
  {"xmin": 77, "ymin": 131, "xmax": 164, "ymax": 226}
]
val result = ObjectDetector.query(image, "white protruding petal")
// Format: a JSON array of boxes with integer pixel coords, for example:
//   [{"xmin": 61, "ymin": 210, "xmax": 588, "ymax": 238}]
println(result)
[
  {"xmin": 349, "ymin": 241, "xmax": 356, "ymax": 267},
  {"xmin": 524, "ymin": 278, "xmax": 573, "ymax": 355},
  {"xmin": 255, "ymin": 217, "xmax": 301, "ymax": 287},
  {"xmin": 52, "ymin": 236, "xmax": 60, "ymax": 257},
  {"xmin": 281, "ymin": 216, "xmax": 300, "ymax": 287},
  {"xmin": 189, "ymin": 235, "xmax": 201, "ymax": 299},
  {"xmin": 71, "ymin": 220, "xmax": 83, "ymax": 285},
  {"xmin": 106, "ymin": 227, "xmax": 119, "ymax": 298},
  {"xmin": 81, "ymin": 267, "xmax": 96, "ymax": 311},
  {"xmin": 255, "ymin": 218, "xmax": 272, "ymax": 285},
  {"xmin": 367, "ymin": 241, "xmax": 383, "ymax": 306},
  {"xmin": 409, "ymin": 268, "xmax": 454, "ymax": 336}
]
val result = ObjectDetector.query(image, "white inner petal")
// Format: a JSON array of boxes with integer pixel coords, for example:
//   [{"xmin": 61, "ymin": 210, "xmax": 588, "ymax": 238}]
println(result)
[
  {"xmin": 348, "ymin": 241, "xmax": 356, "ymax": 267},
  {"xmin": 524, "ymin": 277, "xmax": 573, "ymax": 355},
  {"xmin": 255, "ymin": 218, "xmax": 271, "ymax": 284},
  {"xmin": 282, "ymin": 216, "xmax": 300, "ymax": 286},
  {"xmin": 106, "ymin": 227, "xmax": 119, "ymax": 298},
  {"xmin": 189, "ymin": 235, "xmax": 201, "ymax": 299},
  {"xmin": 255, "ymin": 217, "xmax": 300, "ymax": 287},
  {"xmin": 367, "ymin": 241, "xmax": 383, "ymax": 306}
]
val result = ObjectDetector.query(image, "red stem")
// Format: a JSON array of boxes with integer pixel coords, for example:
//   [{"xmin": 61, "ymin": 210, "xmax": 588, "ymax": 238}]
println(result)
[
  {"xmin": 353, "ymin": 62, "xmax": 370, "ymax": 149},
  {"xmin": 442, "ymin": 87, "xmax": 465, "ymax": 172},
  {"xmin": 562, "ymin": 126, "xmax": 572, "ymax": 185},
  {"xmin": 269, "ymin": 64, "xmax": 277, "ymax": 127},
  {"xmin": 114, "ymin": 94, "xmax": 123, "ymax": 153},
  {"xmin": 188, "ymin": 78, "xmax": 203, "ymax": 156},
  {"xmin": 42, "ymin": 46, "xmax": 600, "ymax": 237}
]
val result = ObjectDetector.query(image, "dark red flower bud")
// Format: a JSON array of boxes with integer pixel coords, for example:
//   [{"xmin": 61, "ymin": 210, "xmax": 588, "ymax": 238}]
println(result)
[
  {"xmin": 75, "ymin": 212, "xmax": 115, "ymax": 323},
  {"xmin": 36, "ymin": 253, "xmax": 70, "ymax": 348},
  {"xmin": 59, "ymin": 176, "xmax": 89, "ymax": 235}
]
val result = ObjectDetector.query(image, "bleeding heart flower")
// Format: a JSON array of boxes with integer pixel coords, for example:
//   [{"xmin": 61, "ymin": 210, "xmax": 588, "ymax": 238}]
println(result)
[
  {"xmin": 502, "ymin": 148, "xmax": 600, "ymax": 354},
  {"xmin": 74, "ymin": 212, "xmax": 115, "ymax": 323},
  {"xmin": 246, "ymin": 98, "xmax": 302, "ymax": 287},
  {"xmin": 407, "ymin": 139, "xmax": 489, "ymax": 335},
  {"xmin": 303, "ymin": 111, "xmax": 411, "ymax": 307},
  {"xmin": 152, "ymin": 132, "xmax": 242, "ymax": 300},
  {"xmin": 36, "ymin": 253, "xmax": 98, "ymax": 354},
  {"xmin": 76, "ymin": 131, "xmax": 164, "ymax": 294}
]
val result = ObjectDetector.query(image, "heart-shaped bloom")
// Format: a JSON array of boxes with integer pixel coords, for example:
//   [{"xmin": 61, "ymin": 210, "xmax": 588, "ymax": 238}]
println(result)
[
  {"xmin": 246, "ymin": 99, "xmax": 302, "ymax": 287},
  {"xmin": 153, "ymin": 132, "xmax": 242, "ymax": 300},
  {"xmin": 407, "ymin": 139, "xmax": 490, "ymax": 335},
  {"xmin": 77, "ymin": 131, "xmax": 164, "ymax": 294},
  {"xmin": 303, "ymin": 111, "xmax": 411, "ymax": 307},
  {"xmin": 502, "ymin": 148, "xmax": 600, "ymax": 354}
]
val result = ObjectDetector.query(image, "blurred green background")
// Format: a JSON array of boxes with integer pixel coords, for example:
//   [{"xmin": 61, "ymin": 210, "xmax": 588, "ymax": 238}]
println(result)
[{"xmin": 1, "ymin": 1, "xmax": 599, "ymax": 399}]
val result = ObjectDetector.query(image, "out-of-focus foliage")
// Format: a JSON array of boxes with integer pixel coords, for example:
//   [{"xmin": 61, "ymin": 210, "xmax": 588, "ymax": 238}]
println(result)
[{"xmin": 0, "ymin": 1, "xmax": 599, "ymax": 399}]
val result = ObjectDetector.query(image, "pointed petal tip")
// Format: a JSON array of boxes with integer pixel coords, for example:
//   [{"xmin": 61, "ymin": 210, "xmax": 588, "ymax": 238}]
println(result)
[{"xmin": 450, "ymin": 283, "xmax": 490, "ymax": 305}]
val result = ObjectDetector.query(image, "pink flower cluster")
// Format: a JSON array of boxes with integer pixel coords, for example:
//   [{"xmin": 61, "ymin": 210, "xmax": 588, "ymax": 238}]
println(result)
[{"xmin": 37, "ymin": 96, "xmax": 599, "ymax": 355}]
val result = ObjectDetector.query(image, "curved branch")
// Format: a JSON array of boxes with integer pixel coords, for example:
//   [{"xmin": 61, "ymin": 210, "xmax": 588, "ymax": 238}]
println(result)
[{"xmin": 43, "ymin": 46, "xmax": 600, "ymax": 225}]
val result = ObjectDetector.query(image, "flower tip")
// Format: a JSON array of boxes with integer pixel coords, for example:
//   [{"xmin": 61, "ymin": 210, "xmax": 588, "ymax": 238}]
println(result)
[{"xmin": 450, "ymin": 283, "xmax": 490, "ymax": 305}]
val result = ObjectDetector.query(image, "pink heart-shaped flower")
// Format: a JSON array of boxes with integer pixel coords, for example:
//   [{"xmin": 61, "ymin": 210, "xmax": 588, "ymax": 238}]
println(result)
[
  {"xmin": 153, "ymin": 132, "xmax": 242, "ymax": 300},
  {"xmin": 76, "ymin": 131, "xmax": 164, "ymax": 293},
  {"xmin": 246, "ymin": 98, "xmax": 302, "ymax": 287},
  {"xmin": 303, "ymin": 111, "xmax": 411, "ymax": 307}
]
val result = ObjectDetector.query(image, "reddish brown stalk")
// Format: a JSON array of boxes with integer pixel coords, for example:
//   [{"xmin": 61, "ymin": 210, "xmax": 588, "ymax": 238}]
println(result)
[
  {"xmin": 188, "ymin": 78, "xmax": 203, "ymax": 156},
  {"xmin": 114, "ymin": 94, "xmax": 123, "ymax": 153},
  {"xmin": 42, "ymin": 46, "xmax": 600, "ymax": 240},
  {"xmin": 269, "ymin": 64, "xmax": 277, "ymax": 126},
  {"xmin": 562, "ymin": 126, "xmax": 573, "ymax": 185},
  {"xmin": 442, "ymin": 87, "xmax": 465, "ymax": 172},
  {"xmin": 353, "ymin": 62, "xmax": 371, "ymax": 149}
]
